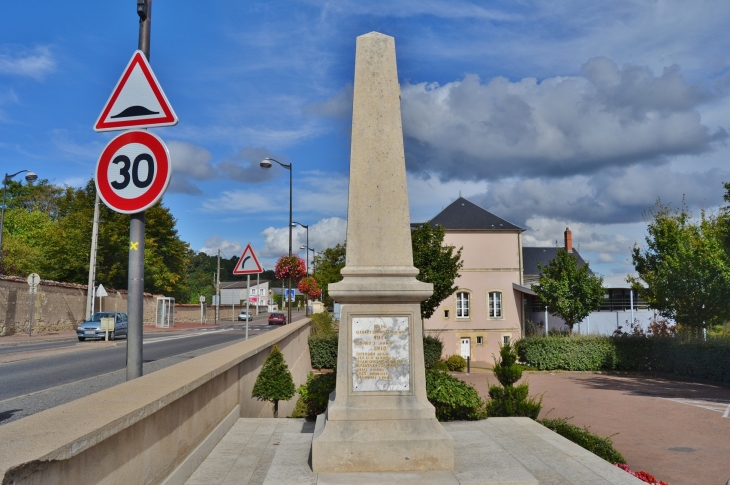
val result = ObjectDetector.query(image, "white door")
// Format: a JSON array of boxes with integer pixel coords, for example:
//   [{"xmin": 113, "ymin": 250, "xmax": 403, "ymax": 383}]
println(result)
[{"xmin": 460, "ymin": 338, "xmax": 471, "ymax": 360}]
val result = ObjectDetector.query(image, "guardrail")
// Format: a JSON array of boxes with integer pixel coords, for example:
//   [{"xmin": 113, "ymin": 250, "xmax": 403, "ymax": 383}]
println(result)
[{"xmin": 0, "ymin": 318, "xmax": 312, "ymax": 485}]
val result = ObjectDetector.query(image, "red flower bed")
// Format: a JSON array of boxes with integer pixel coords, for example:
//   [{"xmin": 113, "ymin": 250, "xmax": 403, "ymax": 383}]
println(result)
[{"xmin": 615, "ymin": 463, "xmax": 669, "ymax": 485}]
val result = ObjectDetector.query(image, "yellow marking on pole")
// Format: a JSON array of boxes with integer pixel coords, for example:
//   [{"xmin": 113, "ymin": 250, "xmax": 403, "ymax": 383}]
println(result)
[{"xmin": 130, "ymin": 241, "xmax": 139, "ymax": 251}]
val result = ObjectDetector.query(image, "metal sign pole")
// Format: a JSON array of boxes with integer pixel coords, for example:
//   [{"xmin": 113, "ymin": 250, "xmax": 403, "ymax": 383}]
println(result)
[
  {"xmin": 127, "ymin": 0, "xmax": 152, "ymax": 382},
  {"xmin": 246, "ymin": 274, "xmax": 250, "ymax": 340},
  {"xmin": 29, "ymin": 289, "xmax": 35, "ymax": 337}
]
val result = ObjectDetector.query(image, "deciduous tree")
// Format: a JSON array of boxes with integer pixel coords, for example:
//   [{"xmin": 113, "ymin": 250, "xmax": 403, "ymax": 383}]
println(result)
[{"xmin": 533, "ymin": 248, "xmax": 604, "ymax": 333}]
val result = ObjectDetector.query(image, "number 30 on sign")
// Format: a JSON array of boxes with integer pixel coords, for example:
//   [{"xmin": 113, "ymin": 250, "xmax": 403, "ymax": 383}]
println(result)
[{"xmin": 95, "ymin": 130, "xmax": 172, "ymax": 214}]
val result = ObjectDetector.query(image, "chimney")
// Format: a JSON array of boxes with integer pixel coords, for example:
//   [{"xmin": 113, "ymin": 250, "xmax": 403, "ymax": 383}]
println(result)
[{"xmin": 564, "ymin": 227, "xmax": 573, "ymax": 252}]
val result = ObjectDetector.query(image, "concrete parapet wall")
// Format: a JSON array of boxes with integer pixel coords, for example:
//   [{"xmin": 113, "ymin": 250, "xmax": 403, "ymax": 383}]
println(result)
[{"xmin": 0, "ymin": 318, "xmax": 312, "ymax": 485}]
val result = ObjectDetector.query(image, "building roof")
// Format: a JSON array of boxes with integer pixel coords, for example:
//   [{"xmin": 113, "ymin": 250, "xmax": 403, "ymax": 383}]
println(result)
[
  {"xmin": 414, "ymin": 197, "xmax": 523, "ymax": 231},
  {"xmin": 220, "ymin": 280, "xmax": 269, "ymax": 290},
  {"xmin": 522, "ymin": 247, "xmax": 589, "ymax": 276}
]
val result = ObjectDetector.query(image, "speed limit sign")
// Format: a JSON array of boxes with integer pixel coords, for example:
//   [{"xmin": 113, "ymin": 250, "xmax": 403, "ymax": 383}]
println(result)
[{"xmin": 95, "ymin": 130, "xmax": 172, "ymax": 214}]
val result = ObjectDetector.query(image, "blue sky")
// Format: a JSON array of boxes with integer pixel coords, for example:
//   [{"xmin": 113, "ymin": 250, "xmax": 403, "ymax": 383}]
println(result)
[{"xmin": 2, "ymin": 1, "xmax": 730, "ymax": 276}]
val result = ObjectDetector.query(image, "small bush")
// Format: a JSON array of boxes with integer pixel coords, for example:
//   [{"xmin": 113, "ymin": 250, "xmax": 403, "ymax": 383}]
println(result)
[
  {"xmin": 432, "ymin": 361, "xmax": 450, "ymax": 371},
  {"xmin": 425, "ymin": 369, "xmax": 487, "ymax": 421},
  {"xmin": 423, "ymin": 335, "xmax": 444, "ymax": 368},
  {"xmin": 517, "ymin": 335, "xmax": 616, "ymax": 371},
  {"xmin": 293, "ymin": 371, "xmax": 337, "ymax": 419},
  {"xmin": 309, "ymin": 333, "xmax": 339, "ymax": 369},
  {"xmin": 310, "ymin": 312, "xmax": 336, "ymax": 336},
  {"xmin": 486, "ymin": 342, "xmax": 542, "ymax": 418},
  {"xmin": 539, "ymin": 417, "xmax": 626, "ymax": 464},
  {"xmin": 446, "ymin": 354, "xmax": 467, "ymax": 371},
  {"xmin": 252, "ymin": 344, "xmax": 296, "ymax": 418}
]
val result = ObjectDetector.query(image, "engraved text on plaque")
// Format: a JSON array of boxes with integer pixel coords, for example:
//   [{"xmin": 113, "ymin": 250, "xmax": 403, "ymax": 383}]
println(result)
[{"xmin": 352, "ymin": 316, "xmax": 409, "ymax": 392}]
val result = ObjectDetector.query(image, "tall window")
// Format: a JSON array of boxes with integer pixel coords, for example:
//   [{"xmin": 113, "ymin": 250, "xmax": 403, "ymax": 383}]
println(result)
[
  {"xmin": 456, "ymin": 292, "xmax": 470, "ymax": 318},
  {"xmin": 489, "ymin": 291, "xmax": 502, "ymax": 318}
]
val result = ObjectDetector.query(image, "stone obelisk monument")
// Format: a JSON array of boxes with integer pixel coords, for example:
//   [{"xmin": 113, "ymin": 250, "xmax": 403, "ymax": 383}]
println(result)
[{"xmin": 311, "ymin": 32, "xmax": 455, "ymax": 473}]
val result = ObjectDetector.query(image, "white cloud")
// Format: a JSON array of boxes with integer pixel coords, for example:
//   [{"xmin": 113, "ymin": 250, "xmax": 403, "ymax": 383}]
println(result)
[
  {"xmin": 400, "ymin": 58, "xmax": 725, "ymax": 181},
  {"xmin": 198, "ymin": 235, "xmax": 243, "ymax": 259},
  {"xmin": 166, "ymin": 141, "xmax": 217, "ymax": 195},
  {"xmin": 260, "ymin": 217, "xmax": 347, "ymax": 259},
  {"xmin": 0, "ymin": 45, "xmax": 55, "ymax": 79}
]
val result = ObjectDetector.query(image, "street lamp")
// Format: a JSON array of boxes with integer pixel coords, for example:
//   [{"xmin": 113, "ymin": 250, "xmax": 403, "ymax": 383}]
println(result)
[
  {"xmin": 293, "ymin": 221, "xmax": 310, "ymax": 316},
  {"xmin": 0, "ymin": 170, "xmax": 38, "ymax": 264},
  {"xmin": 261, "ymin": 157, "xmax": 293, "ymax": 324},
  {"xmin": 300, "ymin": 245, "xmax": 315, "ymax": 276}
]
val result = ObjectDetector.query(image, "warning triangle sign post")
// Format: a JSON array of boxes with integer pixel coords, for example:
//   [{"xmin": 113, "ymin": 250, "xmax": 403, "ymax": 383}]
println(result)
[
  {"xmin": 233, "ymin": 244, "xmax": 263, "ymax": 275},
  {"xmin": 94, "ymin": 50, "xmax": 178, "ymax": 132}
]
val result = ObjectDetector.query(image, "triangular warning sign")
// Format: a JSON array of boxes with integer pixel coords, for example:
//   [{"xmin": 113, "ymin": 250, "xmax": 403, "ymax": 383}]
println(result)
[
  {"xmin": 94, "ymin": 50, "xmax": 178, "ymax": 132},
  {"xmin": 233, "ymin": 244, "xmax": 263, "ymax": 275}
]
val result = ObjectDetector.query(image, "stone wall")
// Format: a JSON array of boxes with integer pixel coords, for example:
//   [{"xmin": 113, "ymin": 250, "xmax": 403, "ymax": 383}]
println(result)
[
  {"xmin": 174, "ymin": 304, "xmax": 269, "ymax": 323},
  {"xmin": 0, "ymin": 276, "xmax": 159, "ymax": 336}
]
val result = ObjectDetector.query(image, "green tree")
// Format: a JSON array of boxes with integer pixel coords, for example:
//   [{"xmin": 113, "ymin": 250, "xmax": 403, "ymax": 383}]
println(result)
[
  {"xmin": 486, "ymin": 342, "xmax": 542, "ymax": 419},
  {"xmin": 411, "ymin": 223, "xmax": 463, "ymax": 320},
  {"xmin": 251, "ymin": 344, "xmax": 296, "ymax": 417},
  {"xmin": 312, "ymin": 243, "xmax": 346, "ymax": 308},
  {"xmin": 532, "ymin": 248, "xmax": 604, "ymax": 333},
  {"xmin": 632, "ymin": 200, "xmax": 730, "ymax": 336}
]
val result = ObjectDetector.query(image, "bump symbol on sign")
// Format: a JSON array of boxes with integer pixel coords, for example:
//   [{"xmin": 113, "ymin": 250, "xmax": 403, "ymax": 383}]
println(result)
[{"xmin": 130, "ymin": 241, "xmax": 139, "ymax": 251}]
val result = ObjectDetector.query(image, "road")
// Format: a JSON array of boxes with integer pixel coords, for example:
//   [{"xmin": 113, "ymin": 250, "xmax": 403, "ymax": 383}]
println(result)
[{"xmin": 0, "ymin": 313, "xmax": 307, "ymax": 426}]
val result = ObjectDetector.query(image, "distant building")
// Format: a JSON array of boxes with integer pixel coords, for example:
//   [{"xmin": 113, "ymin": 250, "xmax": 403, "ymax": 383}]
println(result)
[
  {"xmin": 220, "ymin": 280, "xmax": 271, "ymax": 308},
  {"xmin": 416, "ymin": 197, "xmax": 657, "ymax": 363}
]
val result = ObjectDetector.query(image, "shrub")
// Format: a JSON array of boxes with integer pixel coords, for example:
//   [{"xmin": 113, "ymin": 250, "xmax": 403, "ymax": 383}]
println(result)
[
  {"xmin": 425, "ymin": 369, "xmax": 487, "ymax": 421},
  {"xmin": 517, "ymin": 334, "xmax": 730, "ymax": 384},
  {"xmin": 252, "ymin": 344, "xmax": 296, "ymax": 418},
  {"xmin": 432, "ymin": 361, "xmax": 450, "ymax": 371},
  {"xmin": 292, "ymin": 371, "xmax": 337, "ymax": 419},
  {"xmin": 446, "ymin": 354, "xmax": 467, "ymax": 371},
  {"xmin": 423, "ymin": 335, "xmax": 444, "ymax": 368},
  {"xmin": 309, "ymin": 333, "xmax": 339, "ymax": 369},
  {"xmin": 310, "ymin": 312, "xmax": 336, "ymax": 336},
  {"xmin": 539, "ymin": 417, "xmax": 626, "ymax": 464},
  {"xmin": 487, "ymin": 342, "xmax": 542, "ymax": 418}
]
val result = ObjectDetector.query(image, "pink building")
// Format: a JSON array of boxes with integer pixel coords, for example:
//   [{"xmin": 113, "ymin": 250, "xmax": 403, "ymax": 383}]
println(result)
[{"xmin": 416, "ymin": 197, "xmax": 526, "ymax": 363}]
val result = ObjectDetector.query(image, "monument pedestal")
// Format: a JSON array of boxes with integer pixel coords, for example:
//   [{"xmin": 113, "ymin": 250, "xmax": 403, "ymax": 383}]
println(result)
[{"xmin": 311, "ymin": 300, "xmax": 454, "ymax": 472}]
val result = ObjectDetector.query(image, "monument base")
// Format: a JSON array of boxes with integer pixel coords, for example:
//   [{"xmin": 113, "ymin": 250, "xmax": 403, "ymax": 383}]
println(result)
[{"xmin": 312, "ymin": 406, "xmax": 454, "ymax": 473}]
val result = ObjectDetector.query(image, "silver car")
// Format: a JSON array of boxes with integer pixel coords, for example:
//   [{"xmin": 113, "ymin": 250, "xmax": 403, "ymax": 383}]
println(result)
[
  {"xmin": 77, "ymin": 312, "xmax": 128, "ymax": 341},
  {"xmin": 237, "ymin": 311, "xmax": 253, "ymax": 321}
]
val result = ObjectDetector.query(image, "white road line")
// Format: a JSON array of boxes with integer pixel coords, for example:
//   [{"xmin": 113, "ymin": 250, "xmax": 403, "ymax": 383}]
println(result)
[
  {"xmin": 143, "ymin": 328, "xmax": 233, "ymax": 344},
  {"xmin": 723, "ymin": 403, "xmax": 730, "ymax": 418},
  {"xmin": 660, "ymin": 397, "xmax": 730, "ymax": 417}
]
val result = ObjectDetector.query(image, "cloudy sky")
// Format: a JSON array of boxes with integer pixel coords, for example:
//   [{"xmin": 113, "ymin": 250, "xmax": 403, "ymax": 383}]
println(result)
[{"xmin": 2, "ymin": 1, "xmax": 729, "ymax": 276}]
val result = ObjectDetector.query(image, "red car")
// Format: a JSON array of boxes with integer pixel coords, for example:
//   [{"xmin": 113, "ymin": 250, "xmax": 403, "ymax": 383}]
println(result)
[{"xmin": 268, "ymin": 313, "xmax": 287, "ymax": 325}]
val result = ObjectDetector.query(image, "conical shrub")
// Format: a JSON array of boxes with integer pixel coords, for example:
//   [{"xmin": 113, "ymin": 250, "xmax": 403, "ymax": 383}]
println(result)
[
  {"xmin": 252, "ymin": 344, "xmax": 296, "ymax": 418},
  {"xmin": 486, "ymin": 342, "xmax": 542, "ymax": 419}
]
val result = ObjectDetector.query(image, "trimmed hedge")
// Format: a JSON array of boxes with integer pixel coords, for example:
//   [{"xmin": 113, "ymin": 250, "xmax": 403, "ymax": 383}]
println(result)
[
  {"xmin": 539, "ymin": 418, "xmax": 626, "ymax": 464},
  {"xmin": 446, "ymin": 354, "xmax": 467, "ymax": 371},
  {"xmin": 309, "ymin": 333, "xmax": 338, "ymax": 369},
  {"xmin": 517, "ymin": 335, "xmax": 730, "ymax": 384}
]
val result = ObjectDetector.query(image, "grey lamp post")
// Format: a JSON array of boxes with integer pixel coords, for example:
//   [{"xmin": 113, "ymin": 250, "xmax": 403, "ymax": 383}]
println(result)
[
  {"xmin": 260, "ymin": 157, "xmax": 293, "ymax": 325},
  {"xmin": 292, "ymin": 221, "xmax": 309, "ymax": 316},
  {"xmin": 300, "ymin": 245, "xmax": 315, "ymax": 276},
  {"xmin": 0, "ymin": 170, "xmax": 38, "ymax": 265}
]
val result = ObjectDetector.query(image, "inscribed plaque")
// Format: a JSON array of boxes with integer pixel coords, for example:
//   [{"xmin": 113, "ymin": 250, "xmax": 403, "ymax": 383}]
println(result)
[{"xmin": 352, "ymin": 316, "xmax": 409, "ymax": 391}]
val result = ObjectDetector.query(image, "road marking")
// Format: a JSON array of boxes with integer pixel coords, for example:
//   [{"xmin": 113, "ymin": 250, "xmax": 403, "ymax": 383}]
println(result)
[
  {"xmin": 144, "ymin": 328, "xmax": 233, "ymax": 344},
  {"xmin": 661, "ymin": 397, "xmax": 730, "ymax": 417}
]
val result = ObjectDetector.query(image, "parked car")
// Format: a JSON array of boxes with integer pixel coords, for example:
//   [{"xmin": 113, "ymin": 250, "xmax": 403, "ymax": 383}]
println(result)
[
  {"xmin": 268, "ymin": 313, "xmax": 287, "ymax": 325},
  {"xmin": 77, "ymin": 312, "xmax": 128, "ymax": 341},
  {"xmin": 237, "ymin": 311, "xmax": 253, "ymax": 322}
]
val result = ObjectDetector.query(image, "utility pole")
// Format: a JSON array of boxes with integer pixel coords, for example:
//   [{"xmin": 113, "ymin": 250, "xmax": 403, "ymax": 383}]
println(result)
[
  {"xmin": 85, "ymin": 193, "xmax": 101, "ymax": 319},
  {"xmin": 127, "ymin": 0, "xmax": 152, "ymax": 381},
  {"xmin": 216, "ymin": 249, "xmax": 221, "ymax": 324}
]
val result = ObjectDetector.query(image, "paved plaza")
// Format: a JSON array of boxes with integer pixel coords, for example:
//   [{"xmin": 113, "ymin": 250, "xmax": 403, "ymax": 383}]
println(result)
[{"xmin": 460, "ymin": 369, "xmax": 730, "ymax": 485}]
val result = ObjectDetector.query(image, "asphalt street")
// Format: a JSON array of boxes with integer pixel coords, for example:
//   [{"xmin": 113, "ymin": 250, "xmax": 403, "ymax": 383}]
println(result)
[{"xmin": 0, "ymin": 313, "xmax": 306, "ymax": 426}]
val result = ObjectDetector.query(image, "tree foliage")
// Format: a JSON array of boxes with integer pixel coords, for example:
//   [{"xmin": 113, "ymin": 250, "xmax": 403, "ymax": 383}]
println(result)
[
  {"xmin": 1, "ymin": 178, "xmax": 190, "ymax": 300},
  {"xmin": 532, "ymin": 248, "xmax": 604, "ymax": 333},
  {"xmin": 411, "ymin": 223, "xmax": 463, "ymax": 320},
  {"xmin": 632, "ymin": 200, "xmax": 730, "ymax": 334},
  {"xmin": 312, "ymin": 243, "xmax": 346, "ymax": 308},
  {"xmin": 251, "ymin": 344, "xmax": 296, "ymax": 417},
  {"xmin": 487, "ymin": 342, "xmax": 542, "ymax": 419}
]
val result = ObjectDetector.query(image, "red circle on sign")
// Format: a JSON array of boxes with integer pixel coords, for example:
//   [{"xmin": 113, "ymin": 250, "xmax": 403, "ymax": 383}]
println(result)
[{"xmin": 95, "ymin": 130, "xmax": 171, "ymax": 214}]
